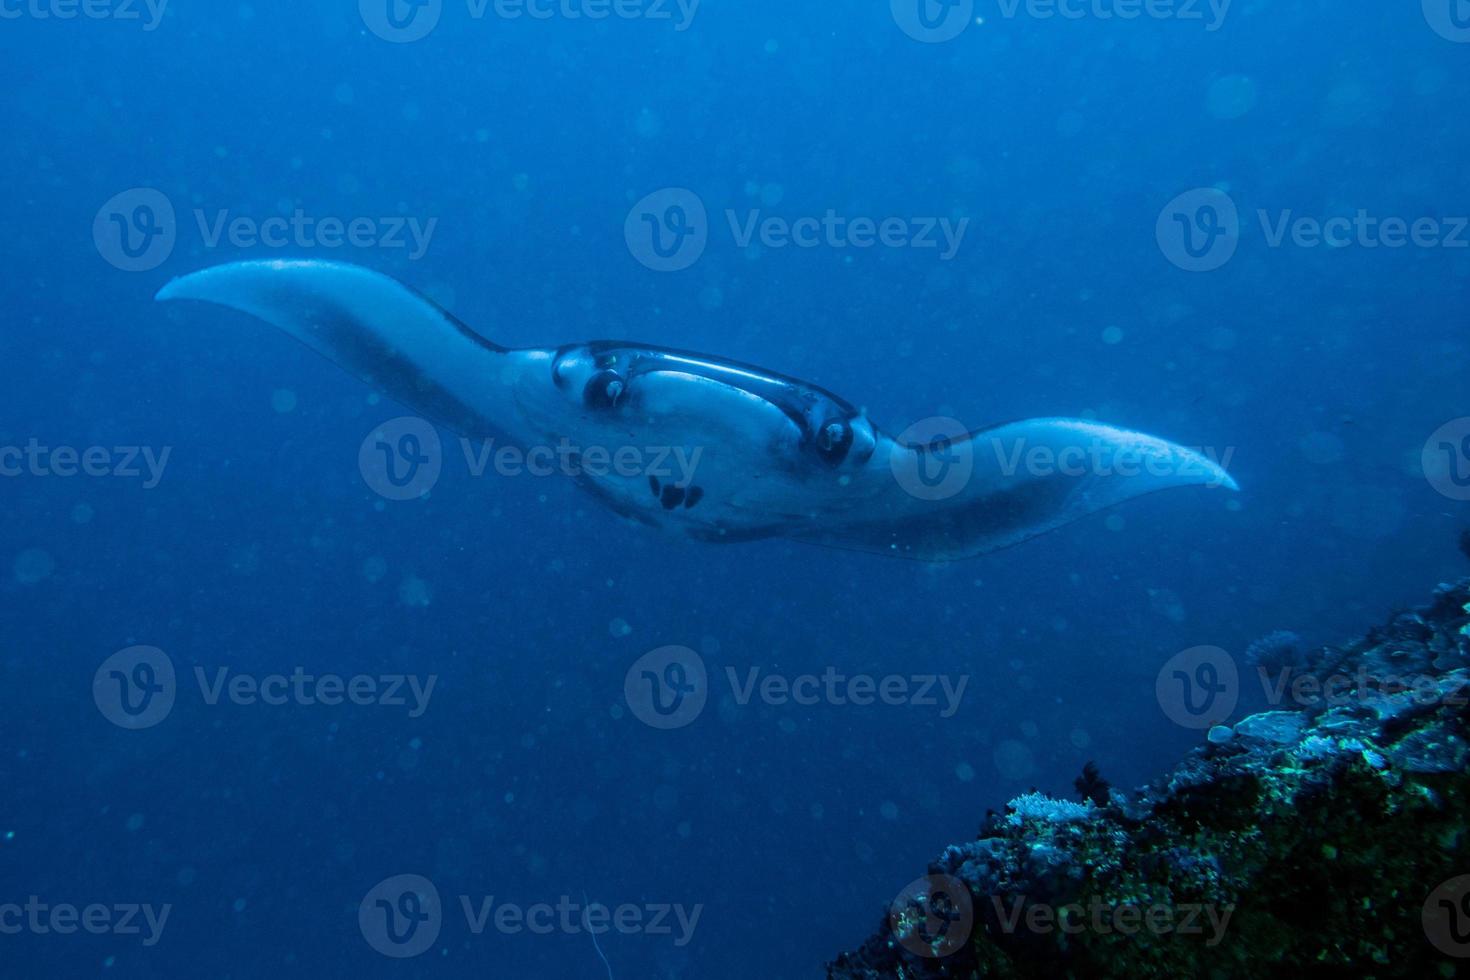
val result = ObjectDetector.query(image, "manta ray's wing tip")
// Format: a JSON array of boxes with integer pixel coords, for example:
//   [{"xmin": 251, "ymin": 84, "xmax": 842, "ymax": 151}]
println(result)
[{"xmin": 154, "ymin": 259, "xmax": 360, "ymax": 304}]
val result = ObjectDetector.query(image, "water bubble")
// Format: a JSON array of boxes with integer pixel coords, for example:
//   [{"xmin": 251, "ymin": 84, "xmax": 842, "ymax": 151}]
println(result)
[
  {"xmin": 398, "ymin": 575, "xmax": 432, "ymax": 607},
  {"xmin": 993, "ymin": 739, "xmax": 1035, "ymax": 780},
  {"xmin": 1101, "ymin": 325, "xmax": 1125, "ymax": 345},
  {"xmin": 1208, "ymin": 75, "xmax": 1257, "ymax": 119},
  {"xmin": 71, "ymin": 504, "xmax": 95, "ymax": 525},
  {"xmin": 13, "ymin": 548, "xmax": 54, "ymax": 585},
  {"xmin": 609, "ymin": 617, "xmax": 632, "ymax": 638},
  {"xmin": 955, "ymin": 761, "xmax": 975, "ymax": 782}
]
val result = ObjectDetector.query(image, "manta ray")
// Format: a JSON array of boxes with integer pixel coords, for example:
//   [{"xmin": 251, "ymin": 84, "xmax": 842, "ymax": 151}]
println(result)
[{"xmin": 156, "ymin": 260, "xmax": 1236, "ymax": 561}]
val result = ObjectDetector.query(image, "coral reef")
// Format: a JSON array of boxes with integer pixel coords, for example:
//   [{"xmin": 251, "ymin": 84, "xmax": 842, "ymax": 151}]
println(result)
[{"xmin": 828, "ymin": 580, "xmax": 1470, "ymax": 979}]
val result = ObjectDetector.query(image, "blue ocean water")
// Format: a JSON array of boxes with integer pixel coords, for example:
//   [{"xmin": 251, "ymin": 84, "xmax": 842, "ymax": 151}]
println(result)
[{"xmin": 2, "ymin": 1, "xmax": 1468, "ymax": 977}]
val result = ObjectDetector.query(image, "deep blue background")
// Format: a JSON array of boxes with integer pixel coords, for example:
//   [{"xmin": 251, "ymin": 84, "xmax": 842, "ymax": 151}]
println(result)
[{"xmin": 2, "ymin": 1, "xmax": 1468, "ymax": 977}]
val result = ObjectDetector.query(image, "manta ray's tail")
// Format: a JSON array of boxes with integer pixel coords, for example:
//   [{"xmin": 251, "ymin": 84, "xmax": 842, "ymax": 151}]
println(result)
[{"xmin": 155, "ymin": 259, "xmax": 516, "ymax": 439}]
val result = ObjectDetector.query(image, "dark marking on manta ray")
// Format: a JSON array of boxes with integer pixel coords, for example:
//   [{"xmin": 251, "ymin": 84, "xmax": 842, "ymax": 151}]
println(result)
[{"xmin": 660, "ymin": 484, "xmax": 686, "ymax": 510}]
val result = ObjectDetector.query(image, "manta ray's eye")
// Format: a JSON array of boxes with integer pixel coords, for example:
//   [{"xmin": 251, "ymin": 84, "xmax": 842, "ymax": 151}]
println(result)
[
  {"xmin": 584, "ymin": 370, "xmax": 627, "ymax": 410},
  {"xmin": 813, "ymin": 419, "xmax": 853, "ymax": 466}
]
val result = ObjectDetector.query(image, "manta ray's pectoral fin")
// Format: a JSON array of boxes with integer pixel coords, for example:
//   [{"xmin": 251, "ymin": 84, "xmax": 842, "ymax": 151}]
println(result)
[
  {"xmin": 154, "ymin": 259, "xmax": 541, "ymax": 441},
  {"xmin": 799, "ymin": 418, "xmax": 1238, "ymax": 562}
]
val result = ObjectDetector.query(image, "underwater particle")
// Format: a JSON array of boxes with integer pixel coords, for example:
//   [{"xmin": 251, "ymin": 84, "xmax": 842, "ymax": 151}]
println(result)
[
  {"xmin": 233, "ymin": 898, "xmax": 247, "ymax": 913},
  {"xmin": 13, "ymin": 548, "xmax": 55, "ymax": 585},
  {"xmin": 176, "ymin": 866, "xmax": 196, "ymax": 886},
  {"xmin": 125, "ymin": 813, "xmax": 144, "ymax": 832},
  {"xmin": 397, "ymin": 575, "xmax": 432, "ymax": 607},
  {"xmin": 608, "ymin": 617, "xmax": 632, "ymax": 638},
  {"xmin": 993, "ymin": 739, "xmax": 1036, "ymax": 780},
  {"xmin": 70, "ymin": 503, "xmax": 95, "ymax": 525},
  {"xmin": 362, "ymin": 556, "xmax": 388, "ymax": 583},
  {"xmin": 1056, "ymin": 110, "xmax": 1085, "ymax": 136},
  {"xmin": 270, "ymin": 388, "xmax": 297, "ymax": 414},
  {"xmin": 512, "ymin": 172, "xmax": 530, "ymax": 192},
  {"xmin": 763, "ymin": 38, "xmax": 779, "ymax": 54},
  {"xmin": 1020, "ymin": 720, "xmax": 1040, "ymax": 738},
  {"xmin": 1208, "ymin": 326, "xmax": 1238, "ymax": 351},
  {"xmin": 955, "ymin": 762, "xmax": 975, "ymax": 782},
  {"xmin": 333, "ymin": 82, "xmax": 354, "ymax": 105},
  {"xmin": 677, "ymin": 821, "xmax": 692, "ymax": 838},
  {"xmin": 1069, "ymin": 728, "xmax": 1091, "ymax": 749},
  {"xmin": 698, "ymin": 286, "xmax": 724, "ymax": 311},
  {"xmin": 1105, "ymin": 514, "xmax": 1126, "ymax": 533},
  {"xmin": 475, "ymin": 128, "xmax": 490, "ymax": 143},
  {"xmin": 778, "ymin": 718, "xmax": 797, "ymax": 734},
  {"xmin": 634, "ymin": 108, "xmax": 662, "ymax": 138},
  {"xmin": 1101, "ymin": 325, "xmax": 1124, "ymax": 345},
  {"xmin": 1298, "ymin": 431, "xmax": 1345, "ymax": 465},
  {"xmin": 760, "ymin": 183, "xmax": 785, "ymax": 207},
  {"xmin": 880, "ymin": 801, "xmax": 899, "ymax": 821},
  {"xmin": 653, "ymin": 784, "xmax": 678, "ymax": 811},
  {"xmin": 1207, "ymin": 74, "xmax": 1257, "ymax": 119}
]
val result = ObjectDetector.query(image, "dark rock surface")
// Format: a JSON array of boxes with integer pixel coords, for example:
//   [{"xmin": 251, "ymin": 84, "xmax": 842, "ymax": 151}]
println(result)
[{"xmin": 829, "ymin": 580, "xmax": 1470, "ymax": 979}]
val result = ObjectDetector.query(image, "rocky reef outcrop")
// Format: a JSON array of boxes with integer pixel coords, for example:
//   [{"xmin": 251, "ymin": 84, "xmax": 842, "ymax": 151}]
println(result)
[{"xmin": 829, "ymin": 580, "xmax": 1470, "ymax": 979}]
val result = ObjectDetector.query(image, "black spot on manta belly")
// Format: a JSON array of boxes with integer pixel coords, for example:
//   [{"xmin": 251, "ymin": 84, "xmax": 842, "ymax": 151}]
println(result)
[{"xmin": 660, "ymin": 484, "xmax": 686, "ymax": 509}]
